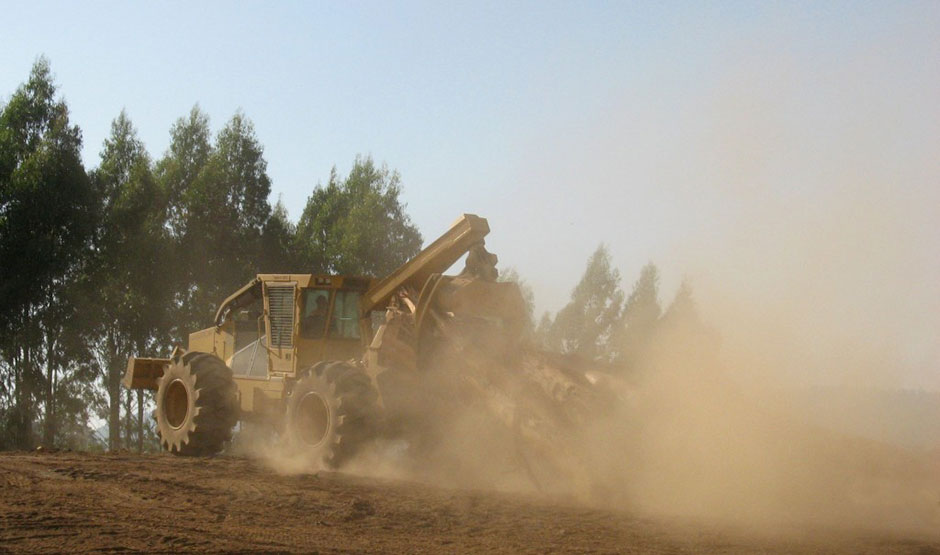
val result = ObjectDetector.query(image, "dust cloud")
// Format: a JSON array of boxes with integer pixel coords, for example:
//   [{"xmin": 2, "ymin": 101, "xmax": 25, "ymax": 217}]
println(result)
[
  {"xmin": 243, "ymin": 160, "xmax": 939, "ymax": 537},
  {"xmin": 600, "ymin": 24, "xmax": 940, "ymax": 534},
  {"xmin": 403, "ymin": 35, "xmax": 939, "ymax": 537},
  {"xmin": 586, "ymin": 336, "xmax": 940, "ymax": 536},
  {"xmin": 244, "ymin": 21, "xmax": 939, "ymax": 538},
  {"xmin": 496, "ymin": 18, "xmax": 939, "ymax": 536},
  {"xmin": 227, "ymin": 422, "xmax": 317, "ymax": 475}
]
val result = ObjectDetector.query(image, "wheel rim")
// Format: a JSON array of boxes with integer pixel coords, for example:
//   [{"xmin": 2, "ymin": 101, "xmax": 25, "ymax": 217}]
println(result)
[
  {"xmin": 165, "ymin": 379, "xmax": 189, "ymax": 429},
  {"xmin": 297, "ymin": 392, "xmax": 331, "ymax": 446}
]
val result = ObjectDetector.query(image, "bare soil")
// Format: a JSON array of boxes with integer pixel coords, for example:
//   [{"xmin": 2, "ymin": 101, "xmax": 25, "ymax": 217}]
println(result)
[{"xmin": 1, "ymin": 451, "xmax": 938, "ymax": 553}]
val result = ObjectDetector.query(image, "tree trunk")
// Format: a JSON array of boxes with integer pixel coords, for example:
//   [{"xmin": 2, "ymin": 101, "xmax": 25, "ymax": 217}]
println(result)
[
  {"xmin": 124, "ymin": 389, "xmax": 133, "ymax": 450},
  {"xmin": 5, "ymin": 340, "xmax": 22, "ymax": 449},
  {"xmin": 137, "ymin": 390, "xmax": 143, "ymax": 453},
  {"xmin": 42, "ymin": 338, "xmax": 56, "ymax": 448},
  {"xmin": 107, "ymin": 329, "xmax": 121, "ymax": 451},
  {"xmin": 19, "ymin": 343, "xmax": 34, "ymax": 449}
]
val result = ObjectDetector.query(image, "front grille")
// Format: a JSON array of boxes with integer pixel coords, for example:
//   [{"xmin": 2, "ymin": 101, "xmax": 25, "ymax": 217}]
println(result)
[{"xmin": 267, "ymin": 285, "xmax": 294, "ymax": 348}]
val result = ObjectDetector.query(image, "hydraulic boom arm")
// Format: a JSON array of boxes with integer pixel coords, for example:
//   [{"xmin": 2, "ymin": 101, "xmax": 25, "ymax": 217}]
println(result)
[{"xmin": 359, "ymin": 214, "xmax": 491, "ymax": 316}]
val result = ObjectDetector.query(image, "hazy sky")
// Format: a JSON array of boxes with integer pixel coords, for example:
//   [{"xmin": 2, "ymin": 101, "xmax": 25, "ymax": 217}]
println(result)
[{"xmin": 3, "ymin": 1, "xmax": 938, "ymax": 388}]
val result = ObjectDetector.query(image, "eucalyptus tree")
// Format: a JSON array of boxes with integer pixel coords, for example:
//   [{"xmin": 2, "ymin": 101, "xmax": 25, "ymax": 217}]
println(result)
[
  {"xmin": 614, "ymin": 262, "xmax": 662, "ymax": 370},
  {"xmin": 547, "ymin": 245, "xmax": 624, "ymax": 361},
  {"xmin": 157, "ymin": 109, "xmax": 274, "ymax": 339},
  {"xmin": 88, "ymin": 110, "xmax": 170, "ymax": 450},
  {"xmin": 295, "ymin": 156, "xmax": 423, "ymax": 278},
  {"xmin": 0, "ymin": 58, "xmax": 95, "ymax": 448}
]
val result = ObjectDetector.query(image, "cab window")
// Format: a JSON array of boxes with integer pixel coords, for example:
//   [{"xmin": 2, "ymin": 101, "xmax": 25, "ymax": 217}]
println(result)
[
  {"xmin": 233, "ymin": 302, "xmax": 263, "ymax": 352},
  {"xmin": 300, "ymin": 289, "xmax": 331, "ymax": 339},
  {"xmin": 330, "ymin": 290, "xmax": 361, "ymax": 339}
]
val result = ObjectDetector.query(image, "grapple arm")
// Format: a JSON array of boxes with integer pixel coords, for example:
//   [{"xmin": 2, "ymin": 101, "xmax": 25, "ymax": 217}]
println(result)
[{"xmin": 360, "ymin": 214, "xmax": 491, "ymax": 317}]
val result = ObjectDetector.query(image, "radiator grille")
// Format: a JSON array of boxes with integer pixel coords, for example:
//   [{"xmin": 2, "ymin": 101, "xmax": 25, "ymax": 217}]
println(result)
[{"xmin": 267, "ymin": 285, "xmax": 295, "ymax": 348}]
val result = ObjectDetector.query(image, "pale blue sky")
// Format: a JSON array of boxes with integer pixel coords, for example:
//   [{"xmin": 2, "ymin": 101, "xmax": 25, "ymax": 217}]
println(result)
[{"xmin": 3, "ymin": 1, "xmax": 938, "ymax": 388}]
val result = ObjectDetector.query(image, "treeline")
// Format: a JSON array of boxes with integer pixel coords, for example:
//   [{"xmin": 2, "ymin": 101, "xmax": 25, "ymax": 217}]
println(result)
[
  {"xmin": 0, "ymin": 59, "xmax": 422, "ymax": 451},
  {"xmin": 527, "ymin": 245, "xmax": 717, "ymax": 376},
  {"xmin": 0, "ymin": 58, "xmax": 714, "ymax": 453}
]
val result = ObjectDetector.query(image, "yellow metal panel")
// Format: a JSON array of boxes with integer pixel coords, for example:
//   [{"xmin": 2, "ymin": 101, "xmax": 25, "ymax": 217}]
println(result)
[
  {"xmin": 218, "ymin": 320, "xmax": 234, "ymax": 363},
  {"xmin": 233, "ymin": 376, "xmax": 285, "ymax": 416},
  {"xmin": 122, "ymin": 357, "xmax": 169, "ymax": 390},
  {"xmin": 188, "ymin": 327, "xmax": 216, "ymax": 354}
]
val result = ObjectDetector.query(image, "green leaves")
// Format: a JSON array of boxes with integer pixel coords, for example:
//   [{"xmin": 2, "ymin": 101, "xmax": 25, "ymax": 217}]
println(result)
[
  {"xmin": 613, "ymin": 262, "xmax": 662, "ymax": 370},
  {"xmin": 0, "ymin": 57, "xmax": 94, "ymax": 329},
  {"xmin": 296, "ymin": 155, "xmax": 423, "ymax": 277},
  {"xmin": 86, "ymin": 110, "xmax": 170, "ymax": 450},
  {"xmin": 546, "ymin": 245, "xmax": 624, "ymax": 360},
  {"xmin": 0, "ymin": 58, "xmax": 97, "ymax": 449},
  {"xmin": 538, "ymin": 250, "xmax": 716, "ymax": 378},
  {"xmin": 156, "ymin": 107, "xmax": 274, "ymax": 338},
  {"xmin": 0, "ymin": 59, "xmax": 428, "ymax": 450}
]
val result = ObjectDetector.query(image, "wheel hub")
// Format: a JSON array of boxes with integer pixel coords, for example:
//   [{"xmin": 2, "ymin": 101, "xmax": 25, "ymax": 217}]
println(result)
[
  {"xmin": 165, "ymin": 379, "xmax": 189, "ymax": 430},
  {"xmin": 297, "ymin": 392, "xmax": 330, "ymax": 446}
]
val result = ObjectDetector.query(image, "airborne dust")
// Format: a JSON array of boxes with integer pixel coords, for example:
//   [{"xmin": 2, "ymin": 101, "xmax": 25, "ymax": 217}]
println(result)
[
  {"xmin": 244, "ymin": 22, "xmax": 940, "ymax": 540},
  {"xmin": 244, "ymin": 227, "xmax": 940, "ymax": 539}
]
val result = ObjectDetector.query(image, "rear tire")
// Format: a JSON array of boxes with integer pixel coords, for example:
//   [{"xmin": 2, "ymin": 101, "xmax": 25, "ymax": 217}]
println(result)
[
  {"xmin": 155, "ymin": 351, "xmax": 239, "ymax": 456},
  {"xmin": 285, "ymin": 361, "xmax": 379, "ymax": 468}
]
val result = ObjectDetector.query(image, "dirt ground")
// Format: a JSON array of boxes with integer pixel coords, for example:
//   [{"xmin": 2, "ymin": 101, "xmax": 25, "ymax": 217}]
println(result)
[{"xmin": 1, "ymin": 451, "xmax": 938, "ymax": 554}]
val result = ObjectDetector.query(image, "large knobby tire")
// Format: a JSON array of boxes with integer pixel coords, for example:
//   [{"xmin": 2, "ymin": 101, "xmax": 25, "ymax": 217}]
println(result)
[
  {"xmin": 285, "ymin": 361, "xmax": 379, "ymax": 468},
  {"xmin": 156, "ymin": 351, "xmax": 239, "ymax": 456}
]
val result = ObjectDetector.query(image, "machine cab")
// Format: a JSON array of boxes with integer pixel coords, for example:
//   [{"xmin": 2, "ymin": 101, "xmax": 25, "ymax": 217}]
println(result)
[{"xmin": 209, "ymin": 274, "xmax": 374, "ymax": 380}]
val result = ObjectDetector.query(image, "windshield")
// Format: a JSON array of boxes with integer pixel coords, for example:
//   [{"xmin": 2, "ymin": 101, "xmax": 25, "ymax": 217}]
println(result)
[
  {"xmin": 300, "ymin": 289, "xmax": 331, "ymax": 339},
  {"xmin": 330, "ymin": 290, "xmax": 361, "ymax": 339}
]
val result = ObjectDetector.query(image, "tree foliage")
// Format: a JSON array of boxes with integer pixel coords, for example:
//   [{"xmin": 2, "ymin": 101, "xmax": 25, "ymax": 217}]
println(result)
[
  {"xmin": 660, "ymin": 279, "xmax": 696, "ymax": 329},
  {"xmin": 158, "ymin": 109, "xmax": 272, "ymax": 338},
  {"xmin": 655, "ymin": 279, "xmax": 719, "ymax": 369},
  {"xmin": 2, "ymin": 57, "xmax": 717, "ymax": 452},
  {"xmin": 545, "ymin": 245, "xmax": 624, "ymax": 360},
  {"xmin": 259, "ymin": 197, "xmax": 301, "ymax": 273},
  {"xmin": 0, "ymin": 58, "xmax": 96, "ymax": 448},
  {"xmin": 0, "ymin": 59, "xmax": 432, "ymax": 451},
  {"xmin": 534, "ymin": 251, "xmax": 719, "ymax": 380},
  {"xmin": 614, "ymin": 262, "xmax": 662, "ymax": 368},
  {"xmin": 296, "ymin": 156, "xmax": 423, "ymax": 277},
  {"xmin": 87, "ymin": 110, "xmax": 170, "ymax": 449}
]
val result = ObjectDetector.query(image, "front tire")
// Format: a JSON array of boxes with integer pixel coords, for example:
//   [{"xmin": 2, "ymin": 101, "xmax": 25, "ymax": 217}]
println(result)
[
  {"xmin": 285, "ymin": 361, "xmax": 379, "ymax": 468},
  {"xmin": 155, "ymin": 351, "xmax": 239, "ymax": 456}
]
